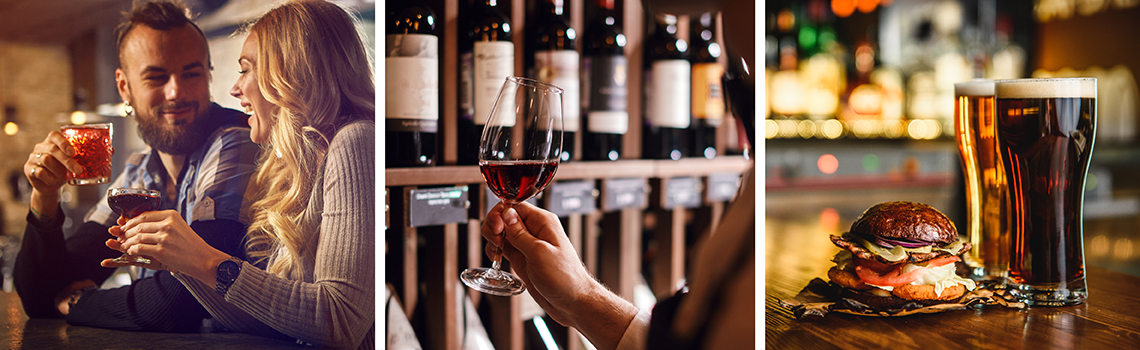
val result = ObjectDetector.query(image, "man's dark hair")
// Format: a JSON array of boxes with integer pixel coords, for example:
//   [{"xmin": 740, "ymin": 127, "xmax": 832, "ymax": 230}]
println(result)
[{"xmin": 114, "ymin": 0, "xmax": 211, "ymax": 68}]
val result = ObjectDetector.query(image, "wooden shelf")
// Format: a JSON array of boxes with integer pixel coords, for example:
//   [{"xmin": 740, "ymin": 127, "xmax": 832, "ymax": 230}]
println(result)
[{"xmin": 385, "ymin": 156, "xmax": 752, "ymax": 186}]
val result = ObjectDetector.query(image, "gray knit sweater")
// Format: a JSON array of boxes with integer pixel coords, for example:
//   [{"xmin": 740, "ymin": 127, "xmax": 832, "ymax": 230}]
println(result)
[{"xmin": 175, "ymin": 120, "xmax": 375, "ymax": 349}]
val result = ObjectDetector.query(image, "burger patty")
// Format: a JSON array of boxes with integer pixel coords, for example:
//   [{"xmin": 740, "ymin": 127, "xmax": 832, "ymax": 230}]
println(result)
[{"xmin": 830, "ymin": 234, "xmax": 972, "ymax": 265}]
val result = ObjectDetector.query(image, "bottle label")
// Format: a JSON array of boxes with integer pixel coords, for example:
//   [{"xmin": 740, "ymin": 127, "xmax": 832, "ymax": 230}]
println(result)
[
  {"xmin": 645, "ymin": 60, "xmax": 691, "ymax": 128},
  {"xmin": 585, "ymin": 55, "xmax": 628, "ymax": 134},
  {"xmin": 385, "ymin": 34, "xmax": 439, "ymax": 132},
  {"xmin": 460, "ymin": 52, "xmax": 474, "ymax": 122},
  {"xmin": 474, "ymin": 41, "xmax": 515, "ymax": 126},
  {"xmin": 691, "ymin": 62, "xmax": 725, "ymax": 123},
  {"xmin": 535, "ymin": 50, "xmax": 580, "ymax": 131}
]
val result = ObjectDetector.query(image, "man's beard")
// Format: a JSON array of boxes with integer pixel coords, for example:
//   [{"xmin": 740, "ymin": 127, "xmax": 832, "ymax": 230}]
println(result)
[{"xmin": 136, "ymin": 100, "xmax": 212, "ymax": 155}]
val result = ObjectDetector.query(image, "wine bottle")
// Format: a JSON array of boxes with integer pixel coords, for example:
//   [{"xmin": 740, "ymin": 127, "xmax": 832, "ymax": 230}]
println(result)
[
  {"xmin": 690, "ymin": 12, "xmax": 724, "ymax": 159},
  {"xmin": 459, "ymin": 0, "xmax": 514, "ymax": 165},
  {"xmin": 643, "ymin": 13, "xmax": 689, "ymax": 160},
  {"xmin": 528, "ymin": 0, "xmax": 578, "ymax": 162},
  {"xmin": 582, "ymin": 0, "xmax": 627, "ymax": 161},
  {"xmin": 386, "ymin": 0, "xmax": 438, "ymax": 167}
]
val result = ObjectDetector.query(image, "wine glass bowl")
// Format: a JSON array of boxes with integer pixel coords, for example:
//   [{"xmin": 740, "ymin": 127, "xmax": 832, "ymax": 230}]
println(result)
[
  {"xmin": 462, "ymin": 76, "xmax": 564, "ymax": 296},
  {"xmin": 107, "ymin": 187, "xmax": 161, "ymax": 264}
]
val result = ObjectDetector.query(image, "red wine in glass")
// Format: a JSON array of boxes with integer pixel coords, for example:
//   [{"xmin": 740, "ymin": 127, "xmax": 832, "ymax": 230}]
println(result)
[
  {"xmin": 480, "ymin": 160, "xmax": 559, "ymax": 204},
  {"xmin": 107, "ymin": 188, "xmax": 161, "ymax": 264}
]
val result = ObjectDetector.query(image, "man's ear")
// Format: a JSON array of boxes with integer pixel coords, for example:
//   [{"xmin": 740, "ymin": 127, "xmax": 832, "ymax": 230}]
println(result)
[{"xmin": 115, "ymin": 68, "xmax": 130, "ymax": 104}]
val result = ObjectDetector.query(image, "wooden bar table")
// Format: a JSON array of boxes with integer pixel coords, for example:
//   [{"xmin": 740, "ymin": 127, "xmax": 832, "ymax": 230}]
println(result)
[
  {"xmin": 0, "ymin": 291, "xmax": 300, "ymax": 348},
  {"xmin": 765, "ymin": 200, "xmax": 1140, "ymax": 349}
]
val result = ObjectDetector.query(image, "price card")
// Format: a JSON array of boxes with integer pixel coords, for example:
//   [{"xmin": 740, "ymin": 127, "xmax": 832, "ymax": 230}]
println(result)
[
  {"xmin": 484, "ymin": 187, "xmax": 539, "ymax": 213},
  {"xmin": 706, "ymin": 173, "xmax": 741, "ymax": 203},
  {"xmin": 602, "ymin": 178, "xmax": 648, "ymax": 212},
  {"xmin": 408, "ymin": 186, "xmax": 470, "ymax": 227},
  {"xmin": 664, "ymin": 177, "xmax": 702, "ymax": 209},
  {"xmin": 545, "ymin": 180, "xmax": 597, "ymax": 217}
]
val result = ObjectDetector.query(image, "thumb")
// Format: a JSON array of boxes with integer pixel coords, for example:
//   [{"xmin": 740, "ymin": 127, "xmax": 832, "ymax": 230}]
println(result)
[{"xmin": 501, "ymin": 207, "xmax": 541, "ymax": 256}]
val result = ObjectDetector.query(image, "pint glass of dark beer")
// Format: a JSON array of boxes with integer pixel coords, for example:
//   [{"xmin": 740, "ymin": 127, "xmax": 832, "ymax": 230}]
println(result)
[
  {"xmin": 996, "ymin": 77, "xmax": 1095, "ymax": 306},
  {"xmin": 955, "ymin": 80, "xmax": 1010, "ymax": 283}
]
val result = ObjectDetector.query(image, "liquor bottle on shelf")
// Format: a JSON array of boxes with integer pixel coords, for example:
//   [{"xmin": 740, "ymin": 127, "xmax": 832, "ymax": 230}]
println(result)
[
  {"xmin": 582, "ymin": 0, "xmax": 627, "ymax": 161},
  {"xmin": 528, "ymin": 0, "xmax": 578, "ymax": 162},
  {"xmin": 385, "ymin": 0, "xmax": 438, "ymax": 167},
  {"xmin": 643, "ymin": 13, "xmax": 690, "ymax": 160},
  {"xmin": 459, "ymin": 0, "xmax": 514, "ymax": 165},
  {"xmin": 690, "ymin": 12, "xmax": 724, "ymax": 159}
]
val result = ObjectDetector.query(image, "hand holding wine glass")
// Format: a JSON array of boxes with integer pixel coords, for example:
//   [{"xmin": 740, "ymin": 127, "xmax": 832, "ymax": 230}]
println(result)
[
  {"xmin": 104, "ymin": 188, "xmax": 161, "ymax": 264},
  {"xmin": 461, "ymin": 76, "xmax": 563, "ymax": 296}
]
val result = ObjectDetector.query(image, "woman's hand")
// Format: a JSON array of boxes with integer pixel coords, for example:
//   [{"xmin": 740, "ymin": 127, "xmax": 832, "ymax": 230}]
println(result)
[{"xmin": 102, "ymin": 210, "xmax": 230, "ymax": 284}]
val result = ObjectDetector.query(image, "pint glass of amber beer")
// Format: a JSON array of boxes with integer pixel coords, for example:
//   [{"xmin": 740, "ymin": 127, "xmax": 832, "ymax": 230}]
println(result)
[
  {"xmin": 996, "ymin": 77, "xmax": 1095, "ymax": 306},
  {"xmin": 954, "ymin": 80, "xmax": 1010, "ymax": 283},
  {"xmin": 60, "ymin": 123, "xmax": 113, "ymax": 185}
]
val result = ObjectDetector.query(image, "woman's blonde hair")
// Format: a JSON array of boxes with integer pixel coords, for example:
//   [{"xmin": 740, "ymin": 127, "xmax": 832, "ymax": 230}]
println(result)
[{"xmin": 243, "ymin": 0, "xmax": 374, "ymax": 276}]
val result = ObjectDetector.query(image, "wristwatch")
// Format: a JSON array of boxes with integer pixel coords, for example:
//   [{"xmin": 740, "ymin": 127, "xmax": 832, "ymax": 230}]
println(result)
[{"xmin": 215, "ymin": 256, "xmax": 243, "ymax": 297}]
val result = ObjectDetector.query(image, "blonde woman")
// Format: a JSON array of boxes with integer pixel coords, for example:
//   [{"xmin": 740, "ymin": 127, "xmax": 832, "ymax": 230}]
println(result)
[{"xmin": 104, "ymin": 0, "xmax": 374, "ymax": 348}]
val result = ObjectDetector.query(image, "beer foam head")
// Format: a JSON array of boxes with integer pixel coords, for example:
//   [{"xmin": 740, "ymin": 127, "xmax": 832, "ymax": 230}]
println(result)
[
  {"xmin": 995, "ymin": 78, "xmax": 1097, "ymax": 99},
  {"xmin": 954, "ymin": 79, "xmax": 994, "ymax": 96}
]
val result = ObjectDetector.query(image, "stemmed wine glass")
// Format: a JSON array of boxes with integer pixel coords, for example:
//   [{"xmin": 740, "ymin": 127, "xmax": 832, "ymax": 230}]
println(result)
[
  {"xmin": 107, "ymin": 187, "xmax": 162, "ymax": 264},
  {"xmin": 460, "ymin": 76, "xmax": 564, "ymax": 296}
]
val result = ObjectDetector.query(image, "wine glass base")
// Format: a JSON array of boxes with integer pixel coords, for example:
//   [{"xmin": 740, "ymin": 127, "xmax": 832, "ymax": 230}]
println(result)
[
  {"xmin": 112, "ymin": 255, "xmax": 151, "ymax": 265},
  {"xmin": 460, "ymin": 267, "xmax": 525, "ymax": 296}
]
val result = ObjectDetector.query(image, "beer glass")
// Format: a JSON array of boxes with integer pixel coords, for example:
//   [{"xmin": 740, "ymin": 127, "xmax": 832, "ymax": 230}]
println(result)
[
  {"xmin": 60, "ymin": 123, "xmax": 113, "ymax": 185},
  {"xmin": 996, "ymin": 78, "xmax": 1096, "ymax": 306},
  {"xmin": 954, "ymin": 80, "xmax": 1010, "ymax": 283}
]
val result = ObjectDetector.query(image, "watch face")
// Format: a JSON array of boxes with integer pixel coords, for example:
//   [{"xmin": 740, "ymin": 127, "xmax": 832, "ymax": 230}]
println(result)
[{"xmin": 219, "ymin": 260, "xmax": 240, "ymax": 280}]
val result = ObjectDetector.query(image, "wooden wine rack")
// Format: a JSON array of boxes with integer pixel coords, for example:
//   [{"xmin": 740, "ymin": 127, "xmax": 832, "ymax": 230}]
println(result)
[{"xmin": 385, "ymin": 0, "xmax": 743, "ymax": 349}]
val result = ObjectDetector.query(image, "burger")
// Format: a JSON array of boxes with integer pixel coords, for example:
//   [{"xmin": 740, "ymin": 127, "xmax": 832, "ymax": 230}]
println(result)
[{"xmin": 828, "ymin": 201, "xmax": 976, "ymax": 310}]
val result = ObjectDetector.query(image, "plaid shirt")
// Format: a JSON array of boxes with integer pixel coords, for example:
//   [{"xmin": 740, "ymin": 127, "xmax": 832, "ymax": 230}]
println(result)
[{"xmin": 84, "ymin": 111, "xmax": 260, "ymax": 229}]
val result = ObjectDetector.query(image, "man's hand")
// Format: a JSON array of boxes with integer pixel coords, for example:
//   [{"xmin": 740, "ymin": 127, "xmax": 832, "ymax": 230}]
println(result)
[
  {"xmin": 481, "ymin": 202, "xmax": 639, "ymax": 350},
  {"xmin": 24, "ymin": 131, "xmax": 84, "ymax": 222},
  {"xmin": 54, "ymin": 280, "xmax": 97, "ymax": 316},
  {"xmin": 482, "ymin": 202, "xmax": 595, "ymax": 325}
]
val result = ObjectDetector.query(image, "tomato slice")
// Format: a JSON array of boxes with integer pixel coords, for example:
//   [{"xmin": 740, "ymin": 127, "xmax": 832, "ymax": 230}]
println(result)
[
  {"xmin": 856, "ymin": 264, "xmax": 926, "ymax": 287},
  {"xmin": 855, "ymin": 255, "xmax": 962, "ymax": 287},
  {"xmin": 924, "ymin": 255, "xmax": 961, "ymax": 267}
]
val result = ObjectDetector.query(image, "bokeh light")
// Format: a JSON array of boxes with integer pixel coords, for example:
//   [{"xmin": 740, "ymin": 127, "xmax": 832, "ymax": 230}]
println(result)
[{"xmin": 818, "ymin": 154, "xmax": 839, "ymax": 174}]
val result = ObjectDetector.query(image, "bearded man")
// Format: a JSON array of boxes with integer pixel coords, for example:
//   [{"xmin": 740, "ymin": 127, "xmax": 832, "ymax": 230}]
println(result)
[{"xmin": 14, "ymin": 1, "xmax": 259, "ymax": 332}]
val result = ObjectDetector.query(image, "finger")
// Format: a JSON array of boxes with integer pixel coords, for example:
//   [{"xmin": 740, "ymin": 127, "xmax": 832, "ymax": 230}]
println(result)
[
  {"xmin": 105, "ymin": 238, "xmax": 125, "ymax": 252},
  {"xmin": 100, "ymin": 259, "xmax": 136, "ymax": 268},
  {"xmin": 127, "ymin": 243, "xmax": 162, "ymax": 261},
  {"xmin": 499, "ymin": 207, "xmax": 545, "ymax": 257},
  {"xmin": 512, "ymin": 202, "xmax": 568, "ymax": 246},
  {"xmin": 46, "ymin": 130, "xmax": 76, "ymax": 157},
  {"xmin": 480, "ymin": 203, "xmax": 508, "ymax": 246}
]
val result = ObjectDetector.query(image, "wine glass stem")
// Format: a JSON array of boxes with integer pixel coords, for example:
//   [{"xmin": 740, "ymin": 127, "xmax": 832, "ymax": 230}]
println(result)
[{"xmin": 489, "ymin": 203, "xmax": 514, "ymax": 273}]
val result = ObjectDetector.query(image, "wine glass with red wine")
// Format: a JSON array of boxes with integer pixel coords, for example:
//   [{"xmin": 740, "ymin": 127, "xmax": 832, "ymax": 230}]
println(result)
[
  {"xmin": 107, "ymin": 187, "xmax": 162, "ymax": 264},
  {"xmin": 461, "ymin": 76, "xmax": 564, "ymax": 296}
]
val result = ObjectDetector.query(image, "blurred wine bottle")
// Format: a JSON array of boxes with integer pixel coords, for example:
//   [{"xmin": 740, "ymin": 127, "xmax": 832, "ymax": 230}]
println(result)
[
  {"xmin": 386, "ymin": 0, "xmax": 438, "ymax": 167},
  {"xmin": 528, "ymin": 0, "xmax": 578, "ymax": 162},
  {"xmin": 643, "ymin": 13, "xmax": 689, "ymax": 160},
  {"xmin": 690, "ymin": 12, "xmax": 724, "ymax": 159},
  {"xmin": 582, "ymin": 0, "xmax": 627, "ymax": 161},
  {"xmin": 459, "ymin": 0, "xmax": 514, "ymax": 165}
]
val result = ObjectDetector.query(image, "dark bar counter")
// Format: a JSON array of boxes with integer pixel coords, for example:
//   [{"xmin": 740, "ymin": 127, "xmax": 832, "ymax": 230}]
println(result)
[{"xmin": 0, "ymin": 291, "xmax": 298, "ymax": 349}]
